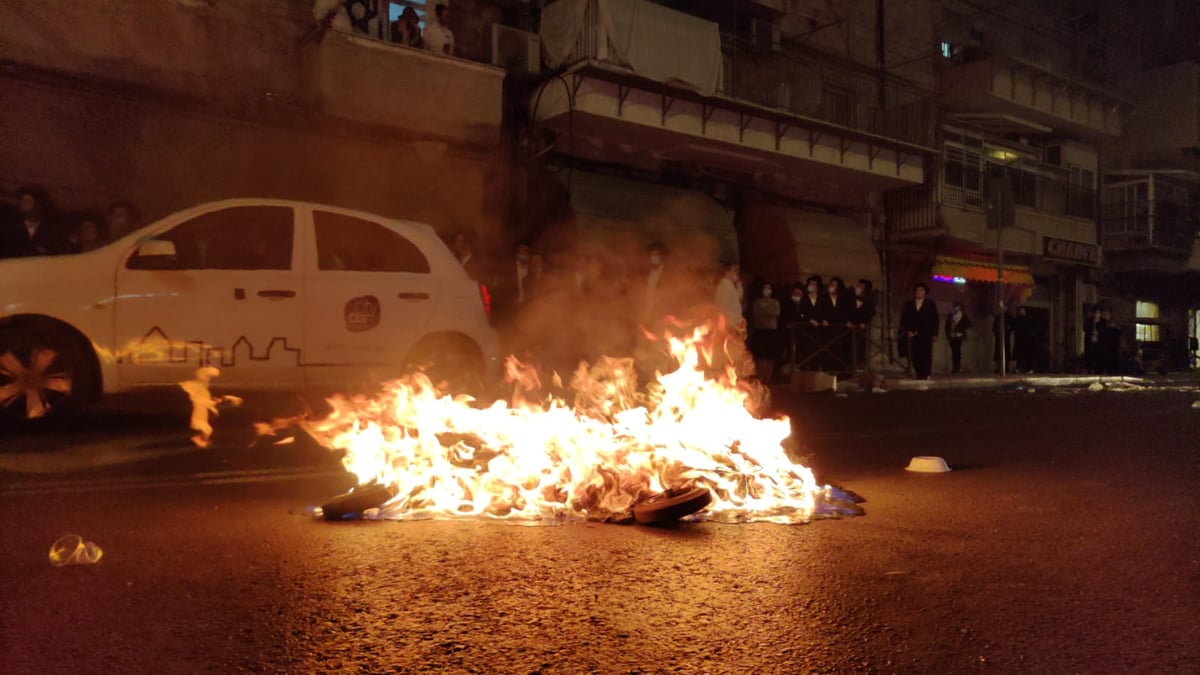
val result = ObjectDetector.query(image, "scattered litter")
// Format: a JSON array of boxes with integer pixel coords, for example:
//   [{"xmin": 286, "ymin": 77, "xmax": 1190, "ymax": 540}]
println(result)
[
  {"xmin": 49, "ymin": 534, "xmax": 103, "ymax": 567},
  {"xmin": 633, "ymin": 484, "xmax": 712, "ymax": 525},
  {"xmin": 834, "ymin": 392, "xmax": 849, "ymax": 398},
  {"xmin": 884, "ymin": 570, "xmax": 909, "ymax": 576},
  {"xmin": 917, "ymin": 384, "xmax": 930, "ymax": 391},
  {"xmin": 1026, "ymin": 388, "xmax": 1036, "ymax": 394},
  {"xmin": 319, "ymin": 483, "xmax": 396, "ymax": 521},
  {"xmin": 1088, "ymin": 382, "xmax": 1105, "ymax": 392},
  {"xmin": 871, "ymin": 387, "xmax": 888, "ymax": 394}
]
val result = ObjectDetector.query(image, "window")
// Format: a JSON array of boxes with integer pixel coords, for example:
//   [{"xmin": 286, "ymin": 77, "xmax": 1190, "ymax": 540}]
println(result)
[
  {"xmin": 129, "ymin": 206, "xmax": 293, "ymax": 270},
  {"xmin": 313, "ymin": 210, "xmax": 430, "ymax": 273},
  {"xmin": 940, "ymin": 41, "xmax": 955, "ymax": 59},
  {"xmin": 1136, "ymin": 301, "xmax": 1161, "ymax": 342}
]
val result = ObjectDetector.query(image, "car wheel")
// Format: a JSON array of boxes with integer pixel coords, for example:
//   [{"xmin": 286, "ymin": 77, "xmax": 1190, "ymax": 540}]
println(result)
[
  {"xmin": 404, "ymin": 336, "xmax": 485, "ymax": 396},
  {"xmin": 0, "ymin": 325, "xmax": 95, "ymax": 424},
  {"xmin": 633, "ymin": 485, "xmax": 713, "ymax": 525}
]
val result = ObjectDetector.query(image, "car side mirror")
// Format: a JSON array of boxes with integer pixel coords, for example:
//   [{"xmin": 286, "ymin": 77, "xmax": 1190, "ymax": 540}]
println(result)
[{"xmin": 137, "ymin": 239, "xmax": 177, "ymax": 258}]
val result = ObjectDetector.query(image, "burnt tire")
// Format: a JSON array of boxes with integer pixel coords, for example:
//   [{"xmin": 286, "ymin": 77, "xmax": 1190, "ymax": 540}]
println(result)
[
  {"xmin": 0, "ymin": 323, "xmax": 97, "ymax": 426},
  {"xmin": 633, "ymin": 485, "xmax": 713, "ymax": 525},
  {"xmin": 320, "ymin": 483, "xmax": 397, "ymax": 520}
]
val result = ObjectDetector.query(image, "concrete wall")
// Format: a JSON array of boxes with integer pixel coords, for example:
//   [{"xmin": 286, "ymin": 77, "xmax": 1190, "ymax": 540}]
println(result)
[
  {"xmin": 1120, "ymin": 62, "xmax": 1200, "ymax": 162},
  {"xmin": 1, "ymin": 76, "xmax": 507, "ymax": 240},
  {"xmin": 0, "ymin": 0, "xmax": 509, "ymax": 239}
]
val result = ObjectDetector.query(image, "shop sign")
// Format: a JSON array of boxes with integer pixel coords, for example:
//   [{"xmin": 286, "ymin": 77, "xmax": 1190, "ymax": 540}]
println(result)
[{"xmin": 1043, "ymin": 237, "xmax": 1100, "ymax": 265}]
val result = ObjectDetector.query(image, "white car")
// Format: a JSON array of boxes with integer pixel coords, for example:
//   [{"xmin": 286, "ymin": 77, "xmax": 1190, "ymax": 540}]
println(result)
[{"xmin": 0, "ymin": 199, "xmax": 499, "ymax": 421}]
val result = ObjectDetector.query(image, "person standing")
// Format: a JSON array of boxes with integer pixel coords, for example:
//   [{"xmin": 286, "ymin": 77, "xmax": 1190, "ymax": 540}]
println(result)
[
  {"xmin": 106, "ymin": 201, "xmax": 141, "ymax": 241},
  {"xmin": 1012, "ymin": 306, "xmax": 1036, "ymax": 373},
  {"xmin": 424, "ymin": 3, "xmax": 455, "ymax": 56},
  {"xmin": 715, "ymin": 263, "xmax": 744, "ymax": 331},
  {"xmin": 1, "ymin": 185, "xmax": 62, "ymax": 258},
  {"xmin": 1083, "ymin": 306, "xmax": 1106, "ymax": 373},
  {"xmin": 849, "ymin": 279, "xmax": 875, "ymax": 370},
  {"xmin": 795, "ymin": 275, "xmax": 823, "ymax": 370},
  {"xmin": 749, "ymin": 282, "xmax": 781, "ymax": 384},
  {"xmin": 818, "ymin": 276, "xmax": 852, "ymax": 370},
  {"xmin": 945, "ymin": 302, "xmax": 971, "ymax": 374},
  {"xmin": 391, "ymin": 6, "xmax": 424, "ymax": 47},
  {"xmin": 900, "ymin": 283, "xmax": 939, "ymax": 380}
]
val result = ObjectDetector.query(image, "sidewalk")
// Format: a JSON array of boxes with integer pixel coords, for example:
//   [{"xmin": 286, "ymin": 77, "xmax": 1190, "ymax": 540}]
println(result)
[{"xmin": 780, "ymin": 369, "xmax": 1200, "ymax": 393}]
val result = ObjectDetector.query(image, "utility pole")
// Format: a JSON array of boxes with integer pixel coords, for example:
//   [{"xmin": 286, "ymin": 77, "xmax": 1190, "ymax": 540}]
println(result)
[{"xmin": 990, "ymin": 175, "xmax": 1015, "ymax": 376}]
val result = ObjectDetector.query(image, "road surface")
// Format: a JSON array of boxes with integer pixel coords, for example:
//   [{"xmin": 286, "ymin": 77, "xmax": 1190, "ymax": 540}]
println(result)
[{"xmin": 2, "ymin": 386, "xmax": 1198, "ymax": 673}]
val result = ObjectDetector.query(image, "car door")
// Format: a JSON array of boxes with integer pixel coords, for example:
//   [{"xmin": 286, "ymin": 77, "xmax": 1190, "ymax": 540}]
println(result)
[
  {"xmin": 301, "ymin": 208, "xmax": 437, "ymax": 386},
  {"xmin": 113, "ymin": 204, "xmax": 305, "ymax": 388}
]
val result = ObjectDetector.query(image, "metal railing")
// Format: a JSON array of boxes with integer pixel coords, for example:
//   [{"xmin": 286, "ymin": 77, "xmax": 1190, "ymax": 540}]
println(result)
[
  {"xmin": 556, "ymin": 0, "xmax": 936, "ymax": 147},
  {"xmin": 1101, "ymin": 200, "xmax": 1198, "ymax": 252},
  {"xmin": 786, "ymin": 325, "xmax": 911, "ymax": 377},
  {"xmin": 942, "ymin": 172, "xmax": 1096, "ymax": 220},
  {"xmin": 885, "ymin": 184, "xmax": 940, "ymax": 235}
]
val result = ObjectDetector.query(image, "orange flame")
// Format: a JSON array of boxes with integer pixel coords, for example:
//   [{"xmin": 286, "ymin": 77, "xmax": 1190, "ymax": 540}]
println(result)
[{"xmin": 265, "ymin": 324, "xmax": 823, "ymax": 523}]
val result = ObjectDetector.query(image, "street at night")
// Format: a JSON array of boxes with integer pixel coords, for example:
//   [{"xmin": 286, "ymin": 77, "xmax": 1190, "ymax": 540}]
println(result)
[{"xmin": 3, "ymin": 385, "xmax": 1197, "ymax": 673}]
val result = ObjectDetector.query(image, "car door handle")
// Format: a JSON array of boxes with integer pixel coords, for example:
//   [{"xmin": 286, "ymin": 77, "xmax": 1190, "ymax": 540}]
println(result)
[
  {"xmin": 397, "ymin": 292, "xmax": 430, "ymax": 301},
  {"xmin": 258, "ymin": 289, "xmax": 297, "ymax": 298}
]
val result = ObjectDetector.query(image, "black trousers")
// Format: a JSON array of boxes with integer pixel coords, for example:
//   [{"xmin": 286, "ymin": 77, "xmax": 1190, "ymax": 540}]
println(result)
[
  {"xmin": 911, "ymin": 335, "xmax": 934, "ymax": 379},
  {"xmin": 948, "ymin": 337, "xmax": 964, "ymax": 373}
]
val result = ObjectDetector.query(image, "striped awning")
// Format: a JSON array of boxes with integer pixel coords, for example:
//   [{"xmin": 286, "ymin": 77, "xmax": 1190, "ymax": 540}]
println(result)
[{"xmin": 932, "ymin": 256, "xmax": 1035, "ymax": 285}]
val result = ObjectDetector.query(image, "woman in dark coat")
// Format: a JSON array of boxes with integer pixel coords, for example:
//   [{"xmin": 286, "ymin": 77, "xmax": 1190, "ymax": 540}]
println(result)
[{"xmin": 945, "ymin": 302, "xmax": 971, "ymax": 373}]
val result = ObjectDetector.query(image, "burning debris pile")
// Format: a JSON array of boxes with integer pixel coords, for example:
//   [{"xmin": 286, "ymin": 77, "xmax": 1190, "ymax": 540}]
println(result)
[{"xmin": 249, "ymin": 323, "xmax": 857, "ymax": 524}]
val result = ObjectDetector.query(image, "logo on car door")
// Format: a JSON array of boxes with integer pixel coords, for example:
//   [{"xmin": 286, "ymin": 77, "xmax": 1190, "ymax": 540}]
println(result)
[{"xmin": 345, "ymin": 295, "xmax": 381, "ymax": 332}]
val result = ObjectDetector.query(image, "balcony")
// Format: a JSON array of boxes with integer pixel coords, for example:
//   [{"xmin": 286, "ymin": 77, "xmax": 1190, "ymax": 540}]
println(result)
[
  {"xmin": 535, "ymin": 0, "xmax": 933, "ymax": 189},
  {"xmin": 1101, "ymin": 172, "xmax": 1199, "ymax": 273},
  {"xmin": 939, "ymin": 55, "xmax": 1124, "ymax": 139}
]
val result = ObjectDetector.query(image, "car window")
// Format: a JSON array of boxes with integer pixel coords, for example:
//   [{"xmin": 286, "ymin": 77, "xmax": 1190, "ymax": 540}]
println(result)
[
  {"xmin": 313, "ymin": 211, "xmax": 430, "ymax": 274},
  {"xmin": 128, "ymin": 206, "xmax": 293, "ymax": 270}
]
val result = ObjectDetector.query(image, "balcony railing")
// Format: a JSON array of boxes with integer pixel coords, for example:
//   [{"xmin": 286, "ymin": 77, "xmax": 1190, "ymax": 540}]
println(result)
[
  {"xmin": 885, "ymin": 184, "xmax": 939, "ymax": 235},
  {"xmin": 942, "ymin": 172, "xmax": 1096, "ymax": 220},
  {"xmin": 1102, "ymin": 200, "xmax": 1198, "ymax": 252},
  {"xmin": 552, "ymin": 0, "xmax": 935, "ymax": 147},
  {"xmin": 720, "ymin": 34, "xmax": 935, "ymax": 147}
]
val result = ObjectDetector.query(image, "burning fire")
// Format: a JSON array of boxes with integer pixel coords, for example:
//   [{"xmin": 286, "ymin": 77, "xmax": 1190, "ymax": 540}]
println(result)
[{"xmin": 251, "ymin": 323, "xmax": 828, "ymax": 524}]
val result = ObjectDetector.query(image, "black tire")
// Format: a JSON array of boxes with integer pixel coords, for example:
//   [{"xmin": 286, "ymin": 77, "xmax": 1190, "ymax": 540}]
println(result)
[
  {"xmin": 403, "ymin": 336, "xmax": 485, "ymax": 396},
  {"xmin": 633, "ymin": 485, "xmax": 713, "ymax": 525},
  {"xmin": 0, "ymin": 323, "xmax": 97, "ymax": 426},
  {"xmin": 320, "ymin": 483, "xmax": 397, "ymax": 520}
]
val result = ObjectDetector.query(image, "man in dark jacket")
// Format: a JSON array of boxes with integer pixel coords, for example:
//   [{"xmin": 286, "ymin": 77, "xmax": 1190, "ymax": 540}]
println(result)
[
  {"xmin": 849, "ymin": 279, "xmax": 875, "ymax": 370},
  {"xmin": 1, "ymin": 185, "xmax": 63, "ymax": 258},
  {"xmin": 900, "ymin": 283, "xmax": 939, "ymax": 380}
]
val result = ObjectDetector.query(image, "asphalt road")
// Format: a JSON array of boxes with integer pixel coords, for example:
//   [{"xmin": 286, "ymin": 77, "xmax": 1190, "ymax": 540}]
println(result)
[{"xmin": 1, "ymin": 386, "xmax": 1198, "ymax": 673}]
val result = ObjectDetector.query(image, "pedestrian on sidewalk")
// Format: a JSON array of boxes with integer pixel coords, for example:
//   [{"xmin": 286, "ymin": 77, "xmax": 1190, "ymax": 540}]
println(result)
[
  {"xmin": 749, "ymin": 281, "xmax": 781, "ymax": 384},
  {"xmin": 1012, "ymin": 306, "xmax": 1036, "ymax": 373},
  {"xmin": 945, "ymin": 302, "xmax": 971, "ymax": 373},
  {"xmin": 900, "ymin": 283, "xmax": 939, "ymax": 380},
  {"xmin": 1083, "ymin": 306, "xmax": 1106, "ymax": 373}
]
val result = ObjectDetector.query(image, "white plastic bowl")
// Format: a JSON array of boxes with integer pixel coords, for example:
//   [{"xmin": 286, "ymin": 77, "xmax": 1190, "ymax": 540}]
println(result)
[{"xmin": 905, "ymin": 456, "xmax": 952, "ymax": 473}]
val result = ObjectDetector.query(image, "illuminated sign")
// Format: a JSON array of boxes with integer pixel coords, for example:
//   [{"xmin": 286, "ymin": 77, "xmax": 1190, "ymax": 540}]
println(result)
[{"xmin": 933, "ymin": 274, "xmax": 968, "ymax": 285}]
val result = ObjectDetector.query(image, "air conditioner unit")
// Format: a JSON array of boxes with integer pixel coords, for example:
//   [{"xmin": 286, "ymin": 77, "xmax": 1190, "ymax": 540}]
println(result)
[
  {"xmin": 491, "ymin": 24, "xmax": 541, "ymax": 75},
  {"xmin": 750, "ymin": 18, "xmax": 781, "ymax": 52}
]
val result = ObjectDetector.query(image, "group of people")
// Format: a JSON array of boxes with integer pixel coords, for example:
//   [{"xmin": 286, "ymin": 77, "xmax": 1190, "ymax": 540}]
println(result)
[
  {"xmin": 745, "ymin": 275, "xmax": 876, "ymax": 384},
  {"xmin": 311, "ymin": 0, "xmax": 455, "ymax": 56},
  {"xmin": 0, "ymin": 185, "xmax": 142, "ymax": 259}
]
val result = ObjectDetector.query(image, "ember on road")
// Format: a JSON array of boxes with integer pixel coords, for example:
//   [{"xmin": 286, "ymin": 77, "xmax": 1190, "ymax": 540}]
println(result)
[{"xmin": 3, "ymin": 387, "xmax": 1197, "ymax": 673}]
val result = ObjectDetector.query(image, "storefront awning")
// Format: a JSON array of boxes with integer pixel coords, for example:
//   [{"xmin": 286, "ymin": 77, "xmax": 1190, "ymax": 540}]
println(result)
[
  {"xmin": 742, "ymin": 204, "xmax": 881, "ymax": 287},
  {"xmin": 933, "ymin": 255, "xmax": 1035, "ymax": 285}
]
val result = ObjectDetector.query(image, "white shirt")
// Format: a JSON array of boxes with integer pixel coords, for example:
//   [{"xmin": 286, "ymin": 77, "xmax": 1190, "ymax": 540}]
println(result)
[
  {"xmin": 25, "ymin": 220, "xmax": 39, "ymax": 239},
  {"xmin": 424, "ymin": 20, "xmax": 454, "ymax": 56},
  {"xmin": 715, "ymin": 278, "xmax": 743, "ymax": 329}
]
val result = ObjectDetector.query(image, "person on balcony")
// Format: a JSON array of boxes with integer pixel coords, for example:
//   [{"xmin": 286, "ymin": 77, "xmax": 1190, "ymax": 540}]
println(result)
[
  {"xmin": 390, "ymin": 6, "xmax": 423, "ymax": 48},
  {"xmin": 900, "ymin": 283, "xmax": 939, "ymax": 381},
  {"xmin": 945, "ymin": 302, "xmax": 971, "ymax": 374},
  {"xmin": 424, "ymin": 3, "xmax": 454, "ymax": 56}
]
